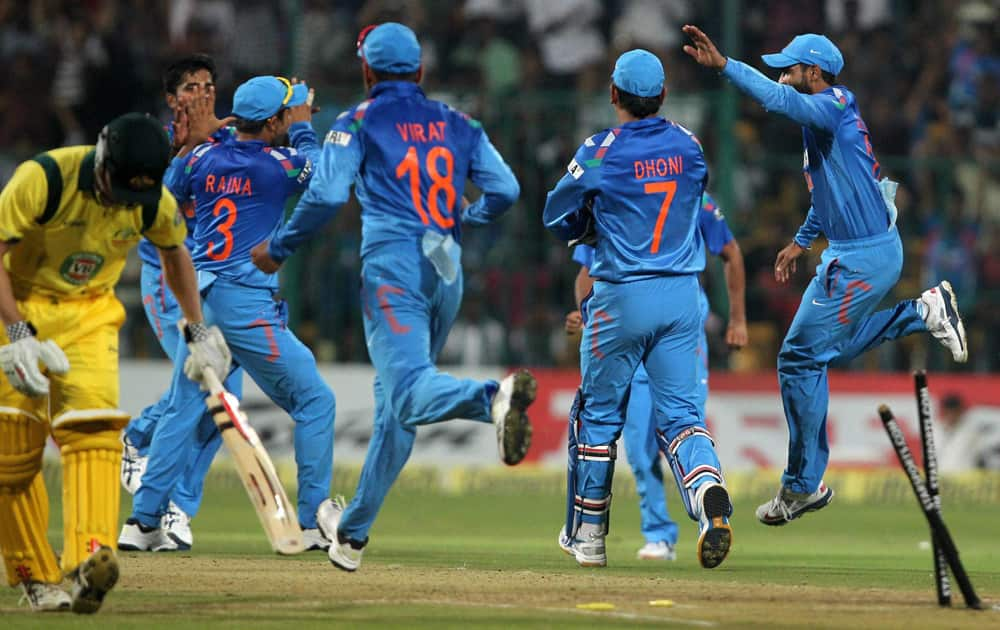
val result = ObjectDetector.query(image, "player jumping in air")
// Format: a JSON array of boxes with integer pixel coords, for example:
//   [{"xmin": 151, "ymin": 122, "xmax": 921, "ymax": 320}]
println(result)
[
  {"xmin": 545, "ymin": 49, "xmax": 734, "ymax": 569},
  {"xmin": 118, "ymin": 76, "xmax": 337, "ymax": 553},
  {"xmin": 0, "ymin": 113, "xmax": 230, "ymax": 613},
  {"xmin": 562, "ymin": 192, "xmax": 746, "ymax": 561},
  {"xmin": 682, "ymin": 26, "xmax": 968, "ymax": 525},
  {"xmin": 251, "ymin": 22, "xmax": 532, "ymax": 572},
  {"xmin": 120, "ymin": 53, "xmax": 244, "ymax": 551}
]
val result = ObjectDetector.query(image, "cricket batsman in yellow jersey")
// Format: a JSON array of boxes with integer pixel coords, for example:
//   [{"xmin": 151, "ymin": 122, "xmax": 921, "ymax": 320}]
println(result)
[{"xmin": 0, "ymin": 113, "xmax": 231, "ymax": 613}]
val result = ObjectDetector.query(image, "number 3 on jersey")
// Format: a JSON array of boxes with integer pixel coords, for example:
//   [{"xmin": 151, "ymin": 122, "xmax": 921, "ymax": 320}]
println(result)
[
  {"xmin": 395, "ymin": 146, "xmax": 456, "ymax": 229},
  {"xmin": 646, "ymin": 181, "xmax": 677, "ymax": 254},
  {"xmin": 207, "ymin": 198, "xmax": 237, "ymax": 261}
]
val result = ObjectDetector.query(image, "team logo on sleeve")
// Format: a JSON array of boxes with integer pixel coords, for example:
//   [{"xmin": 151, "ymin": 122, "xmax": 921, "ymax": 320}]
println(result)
[
  {"xmin": 567, "ymin": 159, "xmax": 584, "ymax": 180},
  {"xmin": 60, "ymin": 252, "xmax": 105, "ymax": 285},
  {"xmin": 297, "ymin": 159, "xmax": 313, "ymax": 184},
  {"xmin": 324, "ymin": 130, "xmax": 353, "ymax": 146}
]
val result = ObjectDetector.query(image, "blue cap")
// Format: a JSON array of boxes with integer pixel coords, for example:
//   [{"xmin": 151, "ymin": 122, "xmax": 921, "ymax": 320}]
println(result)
[
  {"xmin": 612, "ymin": 49, "xmax": 665, "ymax": 98},
  {"xmin": 761, "ymin": 34, "xmax": 844, "ymax": 76},
  {"xmin": 232, "ymin": 76, "xmax": 308, "ymax": 121},
  {"xmin": 358, "ymin": 22, "xmax": 421, "ymax": 73}
]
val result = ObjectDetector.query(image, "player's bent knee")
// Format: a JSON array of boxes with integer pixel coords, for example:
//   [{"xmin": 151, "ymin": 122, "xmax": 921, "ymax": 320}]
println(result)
[{"xmin": 0, "ymin": 412, "xmax": 48, "ymax": 492}]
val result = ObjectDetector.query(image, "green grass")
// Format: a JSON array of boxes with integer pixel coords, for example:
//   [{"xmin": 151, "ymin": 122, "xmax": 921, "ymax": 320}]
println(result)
[{"xmin": 3, "ymin": 470, "xmax": 998, "ymax": 627}]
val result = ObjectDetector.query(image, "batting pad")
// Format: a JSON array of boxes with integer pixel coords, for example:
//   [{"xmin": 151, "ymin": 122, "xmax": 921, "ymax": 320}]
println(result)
[
  {"xmin": 0, "ymin": 414, "xmax": 62, "ymax": 585},
  {"xmin": 54, "ymin": 424, "xmax": 122, "ymax": 573}
]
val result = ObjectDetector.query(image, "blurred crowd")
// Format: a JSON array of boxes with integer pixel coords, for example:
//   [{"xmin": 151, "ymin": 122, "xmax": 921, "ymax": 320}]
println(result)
[{"xmin": 1, "ymin": 0, "xmax": 997, "ymax": 371}]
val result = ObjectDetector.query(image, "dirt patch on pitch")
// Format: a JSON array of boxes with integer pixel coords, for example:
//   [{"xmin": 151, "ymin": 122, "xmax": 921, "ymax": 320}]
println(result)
[{"xmin": 108, "ymin": 555, "xmax": 996, "ymax": 628}]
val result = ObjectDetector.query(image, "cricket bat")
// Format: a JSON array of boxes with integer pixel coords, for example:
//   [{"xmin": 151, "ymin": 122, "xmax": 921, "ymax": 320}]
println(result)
[{"xmin": 201, "ymin": 365, "xmax": 304, "ymax": 555}]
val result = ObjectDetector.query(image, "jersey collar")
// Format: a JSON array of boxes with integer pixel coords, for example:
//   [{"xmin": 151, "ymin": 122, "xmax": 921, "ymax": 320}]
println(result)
[
  {"xmin": 369, "ymin": 80, "xmax": 424, "ymax": 99},
  {"xmin": 620, "ymin": 116, "xmax": 665, "ymax": 129},
  {"xmin": 78, "ymin": 149, "xmax": 97, "ymax": 193}
]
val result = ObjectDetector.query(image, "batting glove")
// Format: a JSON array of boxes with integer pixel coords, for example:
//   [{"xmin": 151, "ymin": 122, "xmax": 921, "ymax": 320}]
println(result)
[
  {"xmin": 0, "ymin": 321, "xmax": 70, "ymax": 397},
  {"xmin": 183, "ymin": 322, "xmax": 232, "ymax": 387}
]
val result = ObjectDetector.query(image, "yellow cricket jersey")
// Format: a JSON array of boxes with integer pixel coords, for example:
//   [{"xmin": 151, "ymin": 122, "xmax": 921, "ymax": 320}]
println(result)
[{"xmin": 0, "ymin": 146, "xmax": 187, "ymax": 300}]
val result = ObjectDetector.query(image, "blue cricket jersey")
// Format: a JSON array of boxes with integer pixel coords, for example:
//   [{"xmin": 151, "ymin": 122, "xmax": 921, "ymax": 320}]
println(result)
[
  {"xmin": 573, "ymin": 191, "xmax": 733, "ymax": 268},
  {"xmin": 267, "ymin": 81, "xmax": 519, "ymax": 262},
  {"xmin": 165, "ymin": 122, "xmax": 318, "ymax": 289},
  {"xmin": 721, "ymin": 59, "xmax": 889, "ymax": 245},
  {"xmin": 139, "ymin": 126, "xmax": 236, "ymax": 267},
  {"xmin": 543, "ymin": 117, "xmax": 708, "ymax": 282}
]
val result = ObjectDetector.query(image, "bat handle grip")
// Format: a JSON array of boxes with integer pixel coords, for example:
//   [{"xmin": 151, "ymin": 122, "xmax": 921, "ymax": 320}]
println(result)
[{"xmin": 177, "ymin": 319, "xmax": 226, "ymax": 396}]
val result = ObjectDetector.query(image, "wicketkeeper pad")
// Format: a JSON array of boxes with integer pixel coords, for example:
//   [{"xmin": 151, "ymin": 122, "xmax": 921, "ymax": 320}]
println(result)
[
  {"xmin": 0, "ymin": 412, "xmax": 62, "ymax": 585},
  {"xmin": 53, "ymin": 423, "xmax": 122, "ymax": 573}
]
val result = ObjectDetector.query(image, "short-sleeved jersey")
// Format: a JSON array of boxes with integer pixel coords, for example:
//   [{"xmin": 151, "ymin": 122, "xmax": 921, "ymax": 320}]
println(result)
[
  {"xmin": 544, "ymin": 117, "xmax": 708, "ymax": 282},
  {"xmin": 167, "ymin": 130, "xmax": 316, "ymax": 289},
  {"xmin": 0, "ymin": 146, "xmax": 185, "ymax": 300},
  {"xmin": 723, "ymin": 60, "xmax": 888, "ymax": 242},
  {"xmin": 138, "ymin": 126, "xmax": 236, "ymax": 267},
  {"xmin": 573, "ymin": 192, "xmax": 733, "ymax": 266}
]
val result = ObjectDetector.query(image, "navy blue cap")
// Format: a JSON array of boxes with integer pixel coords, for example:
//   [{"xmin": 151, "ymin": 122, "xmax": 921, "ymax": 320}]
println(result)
[
  {"xmin": 762, "ymin": 34, "xmax": 844, "ymax": 76},
  {"xmin": 612, "ymin": 49, "xmax": 665, "ymax": 98},
  {"xmin": 358, "ymin": 22, "xmax": 422, "ymax": 73},
  {"xmin": 232, "ymin": 76, "xmax": 308, "ymax": 121}
]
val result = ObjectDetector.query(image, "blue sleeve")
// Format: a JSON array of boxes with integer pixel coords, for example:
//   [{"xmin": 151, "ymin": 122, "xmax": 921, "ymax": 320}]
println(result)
[
  {"xmin": 572, "ymin": 244, "xmax": 594, "ymax": 268},
  {"xmin": 164, "ymin": 154, "xmax": 192, "ymax": 201},
  {"xmin": 542, "ymin": 141, "xmax": 601, "ymax": 241},
  {"xmin": 794, "ymin": 205, "xmax": 822, "ymax": 248},
  {"xmin": 721, "ymin": 59, "xmax": 843, "ymax": 132},
  {"xmin": 462, "ymin": 131, "xmax": 520, "ymax": 226},
  {"xmin": 698, "ymin": 194, "xmax": 735, "ymax": 256},
  {"xmin": 268, "ymin": 121, "xmax": 362, "ymax": 263},
  {"xmin": 288, "ymin": 121, "xmax": 321, "ymax": 162}
]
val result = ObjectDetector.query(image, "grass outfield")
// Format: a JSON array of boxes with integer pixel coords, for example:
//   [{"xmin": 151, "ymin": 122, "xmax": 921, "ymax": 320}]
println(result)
[{"xmin": 2, "ymin": 468, "xmax": 998, "ymax": 628}]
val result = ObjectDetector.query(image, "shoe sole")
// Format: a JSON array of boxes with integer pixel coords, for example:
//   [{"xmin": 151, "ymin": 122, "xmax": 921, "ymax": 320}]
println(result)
[
  {"xmin": 166, "ymin": 532, "xmax": 192, "ymax": 551},
  {"xmin": 698, "ymin": 485, "xmax": 733, "ymax": 569},
  {"xmin": 329, "ymin": 549, "xmax": 359, "ymax": 572},
  {"xmin": 758, "ymin": 488, "xmax": 835, "ymax": 526},
  {"xmin": 499, "ymin": 371, "xmax": 536, "ymax": 466},
  {"xmin": 71, "ymin": 547, "xmax": 119, "ymax": 614},
  {"xmin": 939, "ymin": 281, "xmax": 968, "ymax": 363}
]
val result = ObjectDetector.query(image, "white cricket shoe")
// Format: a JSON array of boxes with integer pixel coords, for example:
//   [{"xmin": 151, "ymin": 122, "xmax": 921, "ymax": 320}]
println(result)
[
  {"xmin": 563, "ymin": 522, "xmax": 606, "ymax": 568},
  {"xmin": 69, "ymin": 546, "xmax": 119, "ymax": 614},
  {"xmin": 19, "ymin": 581, "xmax": 71, "ymax": 612},
  {"xmin": 161, "ymin": 502, "xmax": 192, "ymax": 550},
  {"xmin": 756, "ymin": 481, "xmax": 834, "ymax": 526},
  {"xmin": 318, "ymin": 496, "xmax": 366, "ymax": 572},
  {"xmin": 491, "ymin": 370, "xmax": 536, "ymax": 465},
  {"xmin": 120, "ymin": 433, "xmax": 147, "ymax": 495},
  {"xmin": 557, "ymin": 527, "xmax": 574, "ymax": 555},
  {"xmin": 301, "ymin": 528, "xmax": 331, "ymax": 552},
  {"xmin": 117, "ymin": 518, "xmax": 178, "ymax": 552},
  {"xmin": 637, "ymin": 541, "xmax": 677, "ymax": 561},
  {"xmin": 920, "ymin": 281, "xmax": 968, "ymax": 362},
  {"xmin": 696, "ymin": 483, "xmax": 733, "ymax": 569}
]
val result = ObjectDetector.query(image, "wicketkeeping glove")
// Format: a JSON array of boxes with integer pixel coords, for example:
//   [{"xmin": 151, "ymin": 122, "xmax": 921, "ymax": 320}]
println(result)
[
  {"xmin": 183, "ymin": 321, "xmax": 232, "ymax": 388},
  {"xmin": 0, "ymin": 321, "xmax": 70, "ymax": 397}
]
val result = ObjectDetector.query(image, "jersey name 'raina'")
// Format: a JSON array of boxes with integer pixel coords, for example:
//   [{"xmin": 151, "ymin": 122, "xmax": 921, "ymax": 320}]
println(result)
[
  {"xmin": 633, "ymin": 155, "xmax": 684, "ymax": 180},
  {"xmin": 205, "ymin": 174, "xmax": 253, "ymax": 196}
]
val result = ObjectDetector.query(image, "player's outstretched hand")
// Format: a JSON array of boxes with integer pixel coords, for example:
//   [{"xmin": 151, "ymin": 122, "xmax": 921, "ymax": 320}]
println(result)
[
  {"xmin": 565, "ymin": 310, "xmax": 583, "ymax": 335},
  {"xmin": 288, "ymin": 77, "xmax": 317, "ymax": 123},
  {"xmin": 251, "ymin": 240, "xmax": 282, "ymax": 274},
  {"xmin": 774, "ymin": 242, "xmax": 806, "ymax": 284},
  {"xmin": 184, "ymin": 94, "xmax": 236, "ymax": 150},
  {"xmin": 682, "ymin": 25, "xmax": 727, "ymax": 71},
  {"xmin": 726, "ymin": 319, "xmax": 748, "ymax": 350}
]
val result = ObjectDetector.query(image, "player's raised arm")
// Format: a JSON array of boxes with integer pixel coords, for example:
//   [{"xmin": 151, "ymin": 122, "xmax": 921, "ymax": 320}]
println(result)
[{"xmin": 683, "ymin": 26, "xmax": 842, "ymax": 132}]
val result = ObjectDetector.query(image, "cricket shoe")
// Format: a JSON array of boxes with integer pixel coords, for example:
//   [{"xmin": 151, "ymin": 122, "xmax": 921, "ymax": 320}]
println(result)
[
  {"xmin": 301, "ymin": 528, "xmax": 331, "ymax": 552},
  {"xmin": 120, "ymin": 433, "xmax": 146, "ymax": 495},
  {"xmin": 19, "ymin": 581, "xmax": 71, "ymax": 612},
  {"xmin": 491, "ymin": 369, "xmax": 536, "ymax": 465},
  {"xmin": 69, "ymin": 546, "xmax": 119, "ymax": 614},
  {"xmin": 696, "ymin": 483, "xmax": 733, "ymax": 569},
  {"xmin": 317, "ymin": 496, "xmax": 366, "ymax": 571},
  {"xmin": 756, "ymin": 481, "xmax": 834, "ymax": 526},
  {"xmin": 557, "ymin": 527, "xmax": 574, "ymax": 555},
  {"xmin": 117, "ymin": 518, "xmax": 178, "ymax": 552},
  {"xmin": 920, "ymin": 281, "xmax": 968, "ymax": 363},
  {"xmin": 637, "ymin": 541, "xmax": 677, "ymax": 561},
  {"xmin": 161, "ymin": 501, "xmax": 193, "ymax": 550},
  {"xmin": 564, "ymin": 522, "xmax": 606, "ymax": 568}
]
